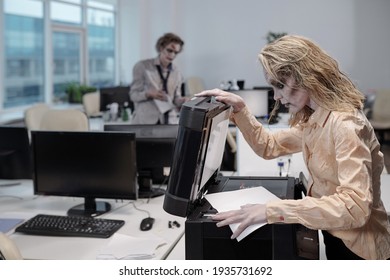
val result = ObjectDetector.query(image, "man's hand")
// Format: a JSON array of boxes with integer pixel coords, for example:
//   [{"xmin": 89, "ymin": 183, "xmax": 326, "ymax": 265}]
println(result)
[{"xmin": 147, "ymin": 89, "xmax": 168, "ymax": 101}]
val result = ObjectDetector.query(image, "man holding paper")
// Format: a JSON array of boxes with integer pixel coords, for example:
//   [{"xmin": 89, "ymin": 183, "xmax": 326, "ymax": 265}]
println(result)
[{"xmin": 130, "ymin": 33, "xmax": 188, "ymax": 124}]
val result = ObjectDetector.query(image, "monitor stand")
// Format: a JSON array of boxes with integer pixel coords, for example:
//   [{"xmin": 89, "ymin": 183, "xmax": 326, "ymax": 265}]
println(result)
[
  {"xmin": 67, "ymin": 198, "xmax": 111, "ymax": 217},
  {"xmin": 138, "ymin": 176, "xmax": 166, "ymax": 199}
]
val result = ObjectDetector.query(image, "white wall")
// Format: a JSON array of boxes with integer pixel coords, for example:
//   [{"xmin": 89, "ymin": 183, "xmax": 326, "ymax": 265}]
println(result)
[
  {"xmin": 118, "ymin": 0, "xmax": 185, "ymax": 84},
  {"xmin": 118, "ymin": 0, "xmax": 390, "ymax": 93}
]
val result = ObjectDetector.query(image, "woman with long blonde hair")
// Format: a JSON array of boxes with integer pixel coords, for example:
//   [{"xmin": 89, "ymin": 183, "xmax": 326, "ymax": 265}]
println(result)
[{"xmin": 196, "ymin": 35, "xmax": 390, "ymax": 260}]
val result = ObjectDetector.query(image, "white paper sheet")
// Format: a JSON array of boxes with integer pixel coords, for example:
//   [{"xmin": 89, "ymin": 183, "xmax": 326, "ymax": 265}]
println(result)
[
  {"xmin": 205, "ymin": 186, "xmax": 280, "ymax": 242},
  {"xmin": 96, "ymin": 233, "xmax": 166, "ymax": 260},
  {"xmin": 153, "ymin": 96, "xmax": 175, "ymax": 114}
]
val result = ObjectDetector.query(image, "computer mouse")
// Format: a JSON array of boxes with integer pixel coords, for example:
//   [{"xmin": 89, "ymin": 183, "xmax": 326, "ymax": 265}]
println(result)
[{"xmin": 140, "ymin": 217, "xmax": 155, "ymax": 231}]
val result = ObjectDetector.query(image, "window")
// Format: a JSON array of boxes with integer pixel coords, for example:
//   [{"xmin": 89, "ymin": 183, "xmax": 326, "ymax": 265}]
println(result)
[
  {"xmin": 50, "ymin": 1, "xmax": 82, "ymax": 25},
  {"xmin": 3, "ymin": 0, "xmax": 45, "ymax": 108},
  {"xmin": 1, "ymin": 0, "xmax": 117, "ymax": 110},
  {"xmin": 52, "ymin": 30, "xmax": 83, "ymax": 102},
  {"xmin": 87, "ymin": 5, "xmax": 115, "ymax": 88}
]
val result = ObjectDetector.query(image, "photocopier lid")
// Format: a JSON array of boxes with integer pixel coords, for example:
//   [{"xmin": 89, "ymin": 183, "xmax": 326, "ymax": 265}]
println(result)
[{"xmin": 163, "ymin": 96, "xmax": 232, "ymax": 217}]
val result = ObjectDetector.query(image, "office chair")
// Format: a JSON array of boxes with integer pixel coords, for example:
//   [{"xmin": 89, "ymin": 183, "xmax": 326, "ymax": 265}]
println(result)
[
  {"xmin": 186, "ymin": 76, "xmax": 205, "ymax": 97},
  {"xmin": 24, "ymin": 103, "xmax": 51, "ymax": 131},
  {"xmin": 82, "ymin": 91, "xmax": 102, "ymax": 118},
  {"xmin": 39, "ymin": 109, "xmax": 89, "ymax": 131},
  {"xmin": 0, "ymin": 233, "xmax": 23, "ymax": 260},
  {"xmin": 367, "ymin": 89, "xmax": 390, "ymax": 145}
]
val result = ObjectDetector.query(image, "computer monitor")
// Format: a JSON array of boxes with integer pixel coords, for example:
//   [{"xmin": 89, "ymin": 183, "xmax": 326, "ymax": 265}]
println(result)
[
  {"xmin": 233, "ymin": 89, "xmax": 269, "ymax": 118},
  {"xmin": 104, "ymin": 124, "xmax": 178, "ymax": 199},
  {"xmin": 31, "ymin": 131, "xmax": 138, "ymax": 217},
  {"xmin": 252, "ymin": 86, "xmax": 289, "ymax": 115},
  {"xmin": 0, "ymin": 126, "xmax": 32, "ymax": 180},
  {"xmin": 99, "ymin": 86, "xmax": 133, "ymax": 112}
]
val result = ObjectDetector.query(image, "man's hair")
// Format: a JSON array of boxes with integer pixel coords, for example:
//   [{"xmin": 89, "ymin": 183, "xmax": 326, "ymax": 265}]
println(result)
[{"xmin": 155, "ymin": 33, "xmax": 184, "ymax": 53}]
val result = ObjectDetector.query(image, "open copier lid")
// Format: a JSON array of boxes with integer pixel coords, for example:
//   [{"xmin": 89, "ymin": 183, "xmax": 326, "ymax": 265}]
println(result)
[{"xmin": 163, "ymin": 96, "xmax": 232, "ymax": 217}]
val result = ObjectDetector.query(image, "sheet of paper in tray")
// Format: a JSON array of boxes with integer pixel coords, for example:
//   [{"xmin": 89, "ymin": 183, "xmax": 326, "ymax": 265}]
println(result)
[{"xmin": 205, "ymin": 186, "xmax": 280, "ymax": 242}]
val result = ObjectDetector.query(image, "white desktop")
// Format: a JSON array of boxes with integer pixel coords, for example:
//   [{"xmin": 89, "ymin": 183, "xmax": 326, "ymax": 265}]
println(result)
[{"xmin": 0, "ymin": 180, "xmax": 184, "ymax": 260}]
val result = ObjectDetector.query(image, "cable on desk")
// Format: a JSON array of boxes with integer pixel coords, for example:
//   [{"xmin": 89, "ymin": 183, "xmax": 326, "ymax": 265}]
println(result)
[
  {"xmin": 0, "ymin": 195, "xmax": 24, "ymax": 200},
  {"xmin": 130, "ymin": 201, "xmax": 151, "ymax": 218},
  {"xmin": 0, "ymin": 182, "xmax": 21, "ymax": 187},
  {"xmin": 278, "ymin": 160, "xmax": 284, "ymax": 177},
  {"xmin": 105, "ymin": 199, "xmax": 133, "ymax": 215},
  {"xmin": 146, "ymin": 175, "xmax": 169, "ymax": 203},
  {"xmin": 286, "ymin": 158, "xmax": 291, "ymax": 176}
]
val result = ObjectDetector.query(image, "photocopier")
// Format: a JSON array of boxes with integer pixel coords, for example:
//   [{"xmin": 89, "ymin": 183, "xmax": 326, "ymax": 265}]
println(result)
[{"xmin": 163, "ymin": 96, "xmax": 319, "ymax": 260}]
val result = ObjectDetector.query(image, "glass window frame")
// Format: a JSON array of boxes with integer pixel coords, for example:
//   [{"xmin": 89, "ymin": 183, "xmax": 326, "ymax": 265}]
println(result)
[
  {"xmin": 0, "ymin": 0, "xmax": 118, "ymax": 111},
  {"xmin": 2, "ymin": 0, "xmax": 45, "ymax": 110}
]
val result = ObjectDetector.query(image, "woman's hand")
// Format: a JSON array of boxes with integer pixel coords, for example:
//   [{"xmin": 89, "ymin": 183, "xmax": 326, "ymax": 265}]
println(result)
[
  {"xmin": 195, "ymin": 89, "xmax": 246, "ymax": 113},
  {"xmin": 212, "ymin": 204, "xmax": 267, "ymax": 239}
]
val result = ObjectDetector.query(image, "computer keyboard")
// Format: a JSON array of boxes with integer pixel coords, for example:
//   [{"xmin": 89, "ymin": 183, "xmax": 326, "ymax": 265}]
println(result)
[{"xmin": 15, "ymin": 214, "xmax": 125, "ymax": 238}]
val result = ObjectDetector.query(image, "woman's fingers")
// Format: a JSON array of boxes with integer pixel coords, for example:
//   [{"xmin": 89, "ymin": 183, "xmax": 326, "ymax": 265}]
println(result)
[
  {"xmin": 212, "ymin": 209, "xmax": 246, "ymax": 226},
  {"xmin": 210, "ymin": 203, "xmax": 267, "ymax": 239}
]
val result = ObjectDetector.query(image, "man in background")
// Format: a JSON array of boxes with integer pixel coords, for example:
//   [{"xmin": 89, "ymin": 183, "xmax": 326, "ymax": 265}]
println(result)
[{"xmin": 130, "ymin": 33, "xmax": 187, "ymax": 124}]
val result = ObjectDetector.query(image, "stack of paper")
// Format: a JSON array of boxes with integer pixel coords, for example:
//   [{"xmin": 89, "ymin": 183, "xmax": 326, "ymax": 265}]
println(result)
[
  {"xmin": 205, "ymin": 186, "xmax": 280, "ymax": 241},
  {"xmin": 96, "ymin": 233, "xmax": 166, "ymax": 260}
]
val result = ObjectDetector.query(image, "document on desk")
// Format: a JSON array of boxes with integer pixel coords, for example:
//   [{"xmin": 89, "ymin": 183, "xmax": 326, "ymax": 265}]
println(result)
[
  {"xmin": 0, "ymin": 218, "xmax": 24, "ymax": 233},
  {"xmin": 97, "ymin": 233, "xmax": 166, "ymax": 260},
  {"xmin": 205, "ymin": 186, "xmax": 280, "ymax": 242}
]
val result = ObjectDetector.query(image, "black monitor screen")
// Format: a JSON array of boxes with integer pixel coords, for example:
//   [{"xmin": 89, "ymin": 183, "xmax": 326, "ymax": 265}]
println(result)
[
  {"xmin": 104, "ymin": 124, "xmax": 178, "ymax": 198},
  {"xmin": 31, "ymin": 131, "xmax": 138, "ymax": 217},
  {"xmin": 99, "ymin": 86, "xmax": 132, "ymax": 111},
  {"xmin": 0, "ymin": 126, "xmax": 32, "ymax": 179}
]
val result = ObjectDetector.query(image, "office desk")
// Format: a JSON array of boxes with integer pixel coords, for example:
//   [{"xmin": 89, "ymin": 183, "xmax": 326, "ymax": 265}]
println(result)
[
  {"xmin": 0, "ymin": 180, "xmax": 184, "ymax": 260},
  {"xmin": 88, "ymin": 116, "xmax": 133, "ymax": 131}
]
